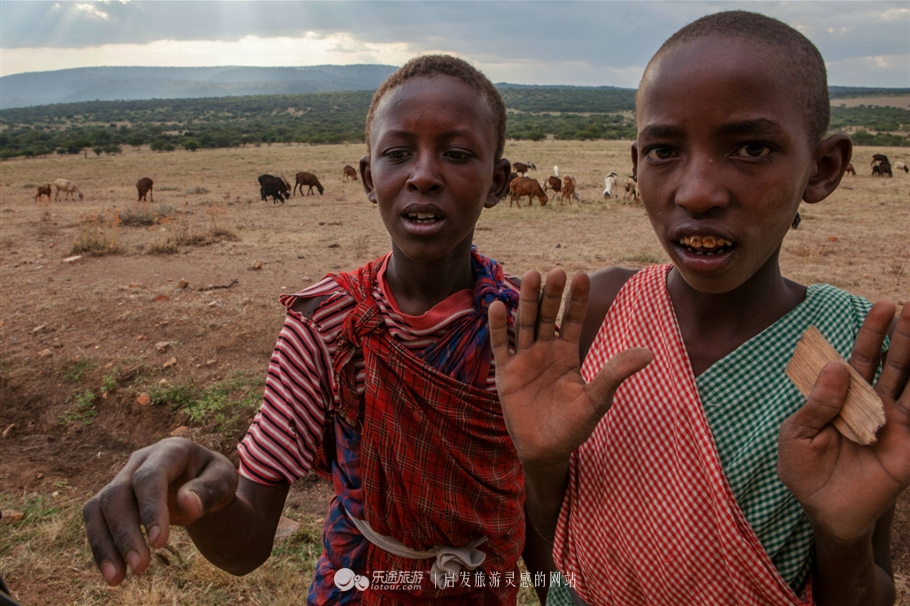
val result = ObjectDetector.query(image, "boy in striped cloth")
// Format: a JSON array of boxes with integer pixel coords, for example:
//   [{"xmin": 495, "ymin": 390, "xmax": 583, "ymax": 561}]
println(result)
[
  {"xmin": 84, "ymin": 56, "xmax": 528, "ymax": 605},
  {"xmin": 490, "ymin": 11, "xmax": 910, "ymax": 606}
]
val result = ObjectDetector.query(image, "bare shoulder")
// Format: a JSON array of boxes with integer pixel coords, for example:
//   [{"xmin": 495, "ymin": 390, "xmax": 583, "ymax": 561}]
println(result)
[{"xmin": 580, "ymin": 267, "xmax": 639, "ymax": 362}]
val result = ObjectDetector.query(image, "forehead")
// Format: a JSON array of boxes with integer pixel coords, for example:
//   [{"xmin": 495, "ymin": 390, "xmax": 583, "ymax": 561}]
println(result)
[
  {"xmin": 638, "ymin": 37, "xmax": 807, "ymax": 137},
  {"xmin": 371, "ymin": 75, "xmax": 496, "ymax": 140}
]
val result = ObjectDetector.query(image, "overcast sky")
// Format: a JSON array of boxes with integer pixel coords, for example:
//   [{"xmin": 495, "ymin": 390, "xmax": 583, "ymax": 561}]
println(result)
[{"xmin": 1, "ymin": 1, "xmax": 908, "ymax": 88}]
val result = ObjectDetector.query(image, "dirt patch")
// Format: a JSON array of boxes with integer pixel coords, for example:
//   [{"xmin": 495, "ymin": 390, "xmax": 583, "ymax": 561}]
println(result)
[{"xmin": 1, "ymin": 141, "xmax": 909, "ymax": 604}]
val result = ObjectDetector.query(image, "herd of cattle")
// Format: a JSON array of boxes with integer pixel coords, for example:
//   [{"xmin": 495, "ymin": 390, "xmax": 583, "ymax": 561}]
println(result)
[{"xmin": 30, "ymin": 154, "xmax": 907, "ymax": 207}]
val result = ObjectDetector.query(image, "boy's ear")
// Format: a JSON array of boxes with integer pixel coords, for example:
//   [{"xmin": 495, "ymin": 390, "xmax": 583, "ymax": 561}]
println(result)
[
  {"xmin": 484, "ymin": 158, "xmax": 513, "ymax": 209},
  {"xmin": 359, "ymin": 155, "xmax": 377, "ymax": 204},
  {"xmin": 803, "ymin": 134, "xmax": 852, "ymax": 204}
]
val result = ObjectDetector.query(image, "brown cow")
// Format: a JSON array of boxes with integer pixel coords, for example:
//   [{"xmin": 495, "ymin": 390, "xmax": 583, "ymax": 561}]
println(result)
[
  {"xmin": 342, "ymin": 165, "xmax": 358, "ymax": 182},
  {"xmin": 35, "ymin": 184, "xmax": 52, "ymax": 203},
  {"xmin": 509, "ymin": 177, "xmax": 547, "ymax": 208},
  {"xmin": 513, "ymin": 162, "xmax": 531, "ymax": 177},
  {"xmin": 561, "ymin": 176, "xmax": 576, "ymax": 205},
  {"xmin": 136, "ymin": 177, "xmax": 154, "ymax": 202},
  {"xmin": 542, "ymin": 175, "xmax": 561, "ymax": 194},
  {"xmin": 295, "ymin": 172, "xmax": 325, "ymax": 196},
  {"xmin": 844, "ymin": 163, "xmax": 856, "ymax": 176}
]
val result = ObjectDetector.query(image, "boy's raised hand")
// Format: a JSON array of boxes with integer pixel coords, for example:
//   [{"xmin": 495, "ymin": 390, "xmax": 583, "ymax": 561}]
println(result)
[
  {"xmin": 778, "ymin": 301, "xmax": 910, "ymax": 542},
  {"xmin": 489, "ymin": 269, "xmax": 652, "ymax": 474},
  {"xmin": 82, "ymin": 438, "xmax": 238, "ymax": 586}
]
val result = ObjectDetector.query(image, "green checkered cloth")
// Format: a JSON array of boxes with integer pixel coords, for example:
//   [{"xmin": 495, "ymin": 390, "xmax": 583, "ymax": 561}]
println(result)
[
  {"xmin": 546, "ymin": 283, "xmax": 873, "ymax": 605},
  {"xmin": 698, "ymin": 283, "xmax": 871, "ymax": 593}
]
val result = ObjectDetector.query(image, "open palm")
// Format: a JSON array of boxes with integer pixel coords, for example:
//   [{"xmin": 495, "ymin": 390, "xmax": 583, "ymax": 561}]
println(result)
[
  {"xmin": 489, "ymin": 269, "xmax": 652, "ymax": 472},
  {"xmin": 778, "ymin": 301, "xmax": 910, "ymax": 541}
]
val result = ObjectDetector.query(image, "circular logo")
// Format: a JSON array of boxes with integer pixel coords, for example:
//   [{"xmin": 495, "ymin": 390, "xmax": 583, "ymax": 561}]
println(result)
[{"xmin": 333, "ymin": 568, "xmax": 370, "ymax": 592}]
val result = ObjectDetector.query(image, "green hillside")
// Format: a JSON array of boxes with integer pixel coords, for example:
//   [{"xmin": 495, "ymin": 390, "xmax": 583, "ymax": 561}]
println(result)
[{"xmin": 1, "ymin": 86, "xmax": 907, "ymax": 159}]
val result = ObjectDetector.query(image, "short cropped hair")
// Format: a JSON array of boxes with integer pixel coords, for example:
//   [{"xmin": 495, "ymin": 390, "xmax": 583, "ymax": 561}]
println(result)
[
  {"xmin": 642, "ymin": 11, "xmax": 829, "ymax": 143},
  {"xmin": 365, "ymin": 55, "xmax": 507, "ymax": 160}
]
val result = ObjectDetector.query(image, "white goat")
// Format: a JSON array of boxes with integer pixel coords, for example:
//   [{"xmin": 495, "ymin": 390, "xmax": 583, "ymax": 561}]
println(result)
[
  {"xmin": 53, "ymin": 178, "xmax": 83, "ymax": 201},
  {"xmin": 603, "ymin": 171, "xmax": 618, "ymax": 198}
]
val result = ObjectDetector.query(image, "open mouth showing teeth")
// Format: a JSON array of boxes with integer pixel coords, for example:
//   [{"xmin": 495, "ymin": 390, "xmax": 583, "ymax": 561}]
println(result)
[
  {"xmin": 678, "ymin": 235, "xmax": 735, "ymax": 256},
  {"xmin": 406, "ymin": 212, "xmax": 442, "ymax": 223}
]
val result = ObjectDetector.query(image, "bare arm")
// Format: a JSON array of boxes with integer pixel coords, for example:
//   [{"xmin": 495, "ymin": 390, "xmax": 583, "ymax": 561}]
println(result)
[
  {"xmin": 83, "ymin": 438, "xmax": 289, "ymax": 585},
  {"xmin": 778, "ymin": 301, "xmax": 910, "ymax": 605}
]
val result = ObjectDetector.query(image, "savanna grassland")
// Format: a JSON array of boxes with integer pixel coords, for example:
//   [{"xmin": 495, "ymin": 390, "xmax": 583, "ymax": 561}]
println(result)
[{"xmin": 1, "ymin": 139, "xmax": 909, "ymax": 605}]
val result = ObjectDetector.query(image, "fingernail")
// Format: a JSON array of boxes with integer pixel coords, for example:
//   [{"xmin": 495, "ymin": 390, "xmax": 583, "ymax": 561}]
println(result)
[
  {"xmin": 126, "ymin": 550, "xmax": 141, "ymax": 572},
  {"xmin": 147, "ymin": 524, "xmax": 160, "ymax": 546},
  {"xmin": 101, "ymin": 561, "xmax": 118, "ymax": 584}
]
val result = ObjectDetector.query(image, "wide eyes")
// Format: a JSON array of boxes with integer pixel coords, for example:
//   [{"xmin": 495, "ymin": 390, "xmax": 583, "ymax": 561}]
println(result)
[
  {"xmin": 733, "ymin": 143, "xmax": 772, "ymax": 158},
  {"xmin": 644, "ymin": 146, "xmax": 676, "ymax": 161}
]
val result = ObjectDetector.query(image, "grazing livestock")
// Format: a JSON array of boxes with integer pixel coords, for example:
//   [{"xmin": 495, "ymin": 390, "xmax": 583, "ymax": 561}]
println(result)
[
  {"xmin": 260, "ymin": 186, "xmax": 285, "ymax": 204},
  {"xmin": 258, "ymin": 174, "xmax": 289, "ymax": 203},
  {"xmin": 508, "ymin": 177, "xmax": 547, "ymax": 208},
  {"xmin": 844, "ymin": 163, "xmax": 856, "ymax": 176},
  {"xmin": 872, "ymin": 161, "xmax": 892, "ymax": 178},
  {"xmin": 791, "ymin": 212, "xmax": 801, "ymax": 230},
  {"xmin": 512, "ymin": 162, "xmax": 531, "ymax": 177},
  {"xmin": 136, "ymin": 177, "xmax": 154, "ymax": 202},
  {"xmin": 542, "ymin": 175, "xmax": 562, "ymax": 195},
  {"xmin": 561, "ymin": 176, "xmax": 577, "ymax": 205},
  {"xmin": 871, "ymin": 154, "xmax": 892, "ymax": 177},
  {"xmin": 342, "ymin": 165, "xmax": 358, "ymax": 181},
  {"xmin": 894, "ymin": 161, "xmax": 908, "ymax": 173},
  {"xmin": 53, "ymin": 178, "xmax": 83, "ymax": 201},
  {"xmin": 35, "ymin": 184, "xmax": 51, "ymax": 203},
  {"xmin": 294, "ymin": 171, "xmax": 324, "ymax": 196},
  {"xmin": 602, "ymin": 172, "xmax": 618, "ymax": 198},
  {"xmin": 621, "ymin": 177, "xmax": 640, "ymax": 204},
  {"xmin": 553, "ymin": 165, "xmax": 559, "ymax": 177}
]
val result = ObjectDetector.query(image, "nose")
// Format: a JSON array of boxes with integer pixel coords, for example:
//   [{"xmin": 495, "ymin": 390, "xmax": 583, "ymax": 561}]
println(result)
[
  {"xmin": 672, "ymin": 154, "xmax": 729, "ymax": 215},
  {"xmin": 406, "ymin": 152, "xmax": 443, "ymax": 194}
]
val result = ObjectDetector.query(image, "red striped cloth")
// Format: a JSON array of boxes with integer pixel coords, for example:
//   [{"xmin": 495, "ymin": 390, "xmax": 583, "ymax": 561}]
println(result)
[
  {"xmin": 554, "ymin": 265, "xmax": 812, "ymax": 605},
  {"xmin": 330, "ymin": 254, "xmax": 524, "ymax": 604},
  {"xmin": 238, "ymin": 257, "xmax": 507, "ymax": 486}
]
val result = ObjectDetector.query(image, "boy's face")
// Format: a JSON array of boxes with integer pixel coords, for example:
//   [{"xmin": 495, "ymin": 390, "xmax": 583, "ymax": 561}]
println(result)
[
  {"xmin": 362, "ymin": 75, "xmax": 508, "ymax": 265},
  {"xmin": 633, "ymin": 36, "xmax": 818, "ymax": 294}
]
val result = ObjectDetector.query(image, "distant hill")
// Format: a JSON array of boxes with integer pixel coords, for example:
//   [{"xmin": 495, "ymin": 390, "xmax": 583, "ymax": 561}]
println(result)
[{"xmin": 0, "ymin": 65, "xmax": 398, "ymax": 109}]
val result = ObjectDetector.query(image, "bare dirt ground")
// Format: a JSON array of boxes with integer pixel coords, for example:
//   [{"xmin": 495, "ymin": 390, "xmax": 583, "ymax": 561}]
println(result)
[{"xmin": 1, "ymin": 140, "xmax": 909, "ymax": 604}]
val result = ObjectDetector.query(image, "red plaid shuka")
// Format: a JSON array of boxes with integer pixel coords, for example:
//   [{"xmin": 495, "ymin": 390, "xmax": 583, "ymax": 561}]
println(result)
[
  {"xmin": 328, "ymin": 252, "xmax": 524, "ymax": 605},
  {"xmin": 554, "ymin": 265, "xmax": 812, "ymax": 605}
]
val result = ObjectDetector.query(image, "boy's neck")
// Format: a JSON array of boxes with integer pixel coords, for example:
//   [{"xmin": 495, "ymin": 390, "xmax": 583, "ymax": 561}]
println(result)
[
  {"xmin": 667, "ymin": 251, "xmax": 807, "ymax": 377},
  {"xmin": 384, "ymin": 247, "xmax": 476, "ymax": 316}
]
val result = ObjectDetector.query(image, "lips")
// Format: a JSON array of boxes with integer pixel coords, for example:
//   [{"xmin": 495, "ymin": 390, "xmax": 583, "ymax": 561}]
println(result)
[
  {"xmin": 677, "ymin": 234, "xmax": 735, "ymax": 256},
  {"xmin": 401, "ymin": 204, "xmax": 446, "ymax": 235}
]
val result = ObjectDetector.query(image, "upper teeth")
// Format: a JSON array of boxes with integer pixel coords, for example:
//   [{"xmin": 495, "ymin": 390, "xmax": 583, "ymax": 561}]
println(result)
[
  {"xmin": 679, "ymin": 236, "xmax": 730, "ymax": 248},
  {"xmin": 409, "ymin": 212, "xmax": 438, "ymax": 220}
]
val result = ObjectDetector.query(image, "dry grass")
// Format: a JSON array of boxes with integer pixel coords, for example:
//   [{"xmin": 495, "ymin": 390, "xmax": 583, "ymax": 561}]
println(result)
[
  {"xmin": 70, "ymin": 210, "xmax": 121, "ymax": 256},
  {"xmin": 1, "ymin": 140, "xmax": 908, "ymax": 606}
]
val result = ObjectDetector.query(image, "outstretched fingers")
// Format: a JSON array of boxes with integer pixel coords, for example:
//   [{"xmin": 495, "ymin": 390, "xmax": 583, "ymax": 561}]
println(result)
[
  {"xmin": 536, "ymin": 269, "xmax": 566, "ymax": 342},
  {"xmin": 850, "ymin": 300, "xmax": 896, "ymax": 383},
  {"xmin": 877, "ymin": 302, "xmax": 910, "ymax": 407},
  {"xmin": 558, "ymin": 272, "xmax": 591, "ymax": 346},
  {"xmin": 516, "ymin": 270, "xmax": 542, "ymax": 352}
]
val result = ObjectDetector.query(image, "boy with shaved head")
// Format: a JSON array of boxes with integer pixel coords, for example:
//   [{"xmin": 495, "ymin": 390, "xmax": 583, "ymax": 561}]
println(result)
[{"xmin": 493, "ymin": 11, "xmax": 910, "ymax": 606}]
